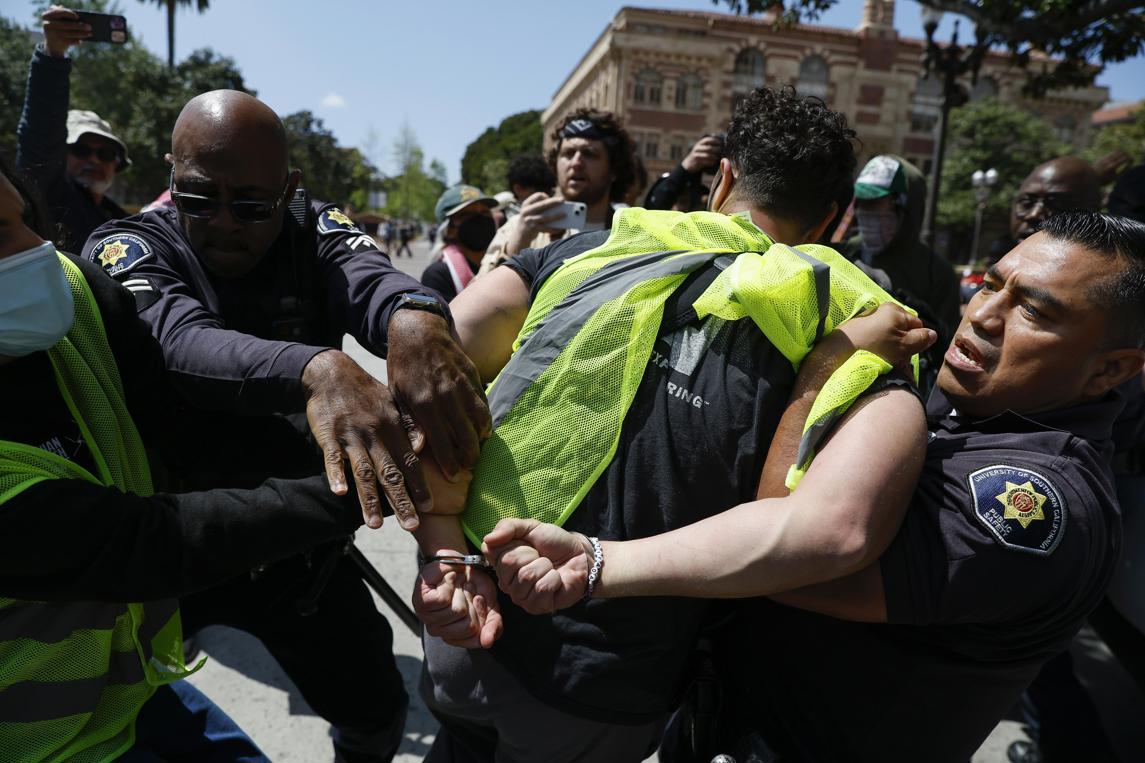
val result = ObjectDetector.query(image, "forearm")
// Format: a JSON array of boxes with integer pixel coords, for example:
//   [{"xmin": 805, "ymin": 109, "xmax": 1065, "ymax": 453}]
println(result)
[
  {"xmin": 0, "ymin": 475, "xmax": 361, "ymax": 602},
  {"xmin": 16, "ymin": 46, "xmax": 70, "ymax": 175},
  {"xmin": 597, "ymin": 388, "xmax": 925, "ymax": 600},
  {"xmin": 163, "ymin": 323, "xmax": 325, "ymax": 413}
]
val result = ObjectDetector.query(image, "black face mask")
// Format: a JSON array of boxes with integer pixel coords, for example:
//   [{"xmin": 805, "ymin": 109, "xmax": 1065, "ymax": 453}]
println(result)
[{"xmin": 457, "ymin": 215, "xmax": 497, "ymax": 252}]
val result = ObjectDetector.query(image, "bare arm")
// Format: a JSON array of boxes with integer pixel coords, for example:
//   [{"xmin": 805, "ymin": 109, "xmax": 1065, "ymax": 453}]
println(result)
[{"xmin": 449, "ymin": 265, "xmax": 530, "ymax": 383}]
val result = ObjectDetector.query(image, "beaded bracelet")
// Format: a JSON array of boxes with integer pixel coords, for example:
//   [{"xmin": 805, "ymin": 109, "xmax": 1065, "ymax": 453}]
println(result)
[{"xmin": 585, "ymin": 536, "xmax": 604, "ymax": 600}]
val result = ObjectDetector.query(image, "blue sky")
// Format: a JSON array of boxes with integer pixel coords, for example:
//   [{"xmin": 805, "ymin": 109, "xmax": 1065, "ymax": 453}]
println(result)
[{"xmin": 10, "ymin": 1, "xmax": 1144, "ymax": 184}]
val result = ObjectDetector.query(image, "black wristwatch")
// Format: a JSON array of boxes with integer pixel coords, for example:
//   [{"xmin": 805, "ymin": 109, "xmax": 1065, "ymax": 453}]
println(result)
[{"xmin": 394, "ymin": 292, "xmax": 447, "ymax": 320}]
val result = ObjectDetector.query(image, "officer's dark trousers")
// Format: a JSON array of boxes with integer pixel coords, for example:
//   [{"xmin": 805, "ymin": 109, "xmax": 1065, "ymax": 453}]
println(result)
[
  {"xmin": 181, "ymin": 555, "xmax": 408, "ymax": 763},
  {"xmin": 168, "ymin": 412, "xmax": 408, "ymax": 763}
]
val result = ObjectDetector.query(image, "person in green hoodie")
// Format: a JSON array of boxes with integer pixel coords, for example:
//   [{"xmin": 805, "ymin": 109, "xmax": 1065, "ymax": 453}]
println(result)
[{"xmin": 846, "ymin": 154, "xmax": 961, "ymax": 335}]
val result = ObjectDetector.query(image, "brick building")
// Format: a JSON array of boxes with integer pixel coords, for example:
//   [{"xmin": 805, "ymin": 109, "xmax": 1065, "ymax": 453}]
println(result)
[{"xmin": 542, "ymin": 2, "xmax": 1109, "ymax": 193}]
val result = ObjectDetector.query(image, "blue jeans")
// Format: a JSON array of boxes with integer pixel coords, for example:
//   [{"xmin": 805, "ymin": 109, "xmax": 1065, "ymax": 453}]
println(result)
[{"xmin": 118, "ymin": 680, "xmax": 269, "ymax": 762}]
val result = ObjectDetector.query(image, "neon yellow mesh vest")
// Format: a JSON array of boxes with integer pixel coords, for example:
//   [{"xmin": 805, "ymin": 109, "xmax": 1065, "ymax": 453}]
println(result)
[
  {"xmin": 460, "ymin": 209, "xmax": 914, "ymax": 545},
  {"xmin": 0, "ymin": 255, "xmax": 197, "ymax": 763}
]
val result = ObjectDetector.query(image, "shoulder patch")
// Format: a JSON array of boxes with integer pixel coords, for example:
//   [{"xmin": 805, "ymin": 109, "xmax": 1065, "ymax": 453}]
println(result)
[
  {"xmin": 90, "ymin": 233, "xmax": 153, "ymax": 278},
  {"xmin": 317, "ymin": 207, "xmax": 361, "ymax": 235},
  {"xmin": 969, "ymin": 465, "xmax": 1067, "ymax": 556}
]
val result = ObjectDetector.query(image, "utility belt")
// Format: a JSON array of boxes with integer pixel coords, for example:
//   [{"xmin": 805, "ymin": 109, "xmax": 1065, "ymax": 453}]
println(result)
[{"xmin": 1113, "ymin": 446, "xmax": 1145, "ymax": 476}]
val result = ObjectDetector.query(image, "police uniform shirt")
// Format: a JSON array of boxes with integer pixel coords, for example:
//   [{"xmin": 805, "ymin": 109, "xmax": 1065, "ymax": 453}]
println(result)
[
  {"xmin": 716, "ymin": 386, "xmax": 1124, "ymax": 763},
  {"xmin": 489, "ymin": 231, "xmax": 796, "ymax": 724},
  {"xmin": 81, "ymin": 202, "xmax": 441, "ymax": 414}
]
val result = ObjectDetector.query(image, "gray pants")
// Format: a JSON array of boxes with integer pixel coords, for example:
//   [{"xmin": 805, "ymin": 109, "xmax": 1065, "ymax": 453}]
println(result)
[{"xmin": 420, "ymin": 633, "xmax": 664, "ymax": 763}]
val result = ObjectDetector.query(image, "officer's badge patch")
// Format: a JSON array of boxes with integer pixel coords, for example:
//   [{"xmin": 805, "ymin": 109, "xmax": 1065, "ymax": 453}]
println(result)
[
  {"xmin": 91, "ymin": 233, "xmax": 152, "ymax": 277},
  {"xmin": 969, "ymin": 465, "xmax": 1066, "ymax": 556},
  {"xmin": 317, "ymin": 207, "xmax": 360, "ymax": 235}
]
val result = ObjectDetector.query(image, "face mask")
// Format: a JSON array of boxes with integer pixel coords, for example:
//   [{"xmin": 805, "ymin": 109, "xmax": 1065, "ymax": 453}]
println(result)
[
  {"xmin": 856, "ymin": 208, "xmax": 899, "ymax": 262},
  {"xmin": 457, "ymin": 215, "xmax": 498, "ymax": 252},
  {"xmin": 0, "ymin": 242, "xmax": 75, "ymax": 357}
]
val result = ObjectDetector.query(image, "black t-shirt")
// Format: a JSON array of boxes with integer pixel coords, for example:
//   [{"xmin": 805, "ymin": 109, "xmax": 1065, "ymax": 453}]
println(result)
[
  {"xmin": 716, "ymin": 387, "xmax": 1124, "ymax": 762},
  {"xmin": 420, "ymin": 256, "xmax": 478, "ymax": 303},
  {"xmin": 0, "ymin": 256, "xmax": 364, "ymax": 603},
  {"xmin": 488, "ymin": 231, "xmax": 796, "ymax": 723}
]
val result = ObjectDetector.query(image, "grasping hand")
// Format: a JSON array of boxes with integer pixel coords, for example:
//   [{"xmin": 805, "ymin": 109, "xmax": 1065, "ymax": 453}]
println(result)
[
  {"xmin": 482, "ymin": 518, "xmax": 592, "ymax": 615},
  {"xmin": 303, "ymin": 349, "xmax": 426, "ymax": 531},
  {"xmin": 387, "ymin": 309, "xmax": 491, "ymax": 481},
  {"xmin": 831, "ymin": 303, "xmax": 936, "ymax": 379},
  {"xmin": 42, "ymin": 6, "xmax": 90, "ymax": 58}
]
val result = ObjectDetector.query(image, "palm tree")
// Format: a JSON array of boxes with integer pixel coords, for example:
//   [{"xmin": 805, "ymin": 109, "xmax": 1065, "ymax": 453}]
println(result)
[{"xmin": 140, "ymin": 0, "xmax": 211, "ymax": 69}]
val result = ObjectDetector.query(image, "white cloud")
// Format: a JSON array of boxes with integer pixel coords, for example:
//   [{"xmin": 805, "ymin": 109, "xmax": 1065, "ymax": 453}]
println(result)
[{"xmin": 321, "ymin": 92, "xmax": 347, "ymax": 108}]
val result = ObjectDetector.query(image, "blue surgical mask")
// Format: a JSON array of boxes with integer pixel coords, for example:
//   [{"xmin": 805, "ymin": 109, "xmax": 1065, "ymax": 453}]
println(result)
[{"xmin": 0, "ymin": 242, "xmax": 74, "ymax": 357}]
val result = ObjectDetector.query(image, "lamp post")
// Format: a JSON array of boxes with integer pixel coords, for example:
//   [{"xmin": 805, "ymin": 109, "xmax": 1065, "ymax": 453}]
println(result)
[
  {"xmin": 970, "ymin": 167, "xmax": 998, "ymax": 262},
  {"xmin": 919, "ymin": 8, "xmax": 985, "ymax": 248}
]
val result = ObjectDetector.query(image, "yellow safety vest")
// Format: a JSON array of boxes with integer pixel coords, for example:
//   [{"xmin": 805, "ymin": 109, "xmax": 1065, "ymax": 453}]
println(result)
[
  {"xmin": 460, "ymin": 209, "xmax": 913, "ymax": 545},
  {"xmin": 0, "ymin": 255, "xmax": 197, "ymax": 763}
]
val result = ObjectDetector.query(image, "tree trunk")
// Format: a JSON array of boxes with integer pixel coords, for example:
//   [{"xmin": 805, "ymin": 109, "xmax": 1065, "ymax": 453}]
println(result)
[{"xmin": 166, "ymin": 0, "xmax": 176, "ymax": 69}]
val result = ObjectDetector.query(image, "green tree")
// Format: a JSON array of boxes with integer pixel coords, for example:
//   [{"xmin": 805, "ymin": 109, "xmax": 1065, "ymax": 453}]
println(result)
[
  {"xmin": 461, "ymin": 109, "xmax": 543, "ymax": 193},
  {"xmin": 138, "ymin": 0, "xmax": 210, "ymax": 69},
  {"xmin": 716, "ymin": 0, "xmax": 1145, "ymax": 95},
  {"xmin": 1086, "ymin": 106, "xmax": 1145, "ymax": 164},
  {"xmin": 936, "ymin": 97, "xmax": 1067, "ymax": 230},
  {"xmin": 386, "ymin": 123, "xmax": 446, "ymax": 221},
  {"xmin": 0, "ymin": 17, "xmax": 36, "ymax": 163},
  {"xmin": 283, "ymin": 111, "xmax": 376, "ymax": 208}
]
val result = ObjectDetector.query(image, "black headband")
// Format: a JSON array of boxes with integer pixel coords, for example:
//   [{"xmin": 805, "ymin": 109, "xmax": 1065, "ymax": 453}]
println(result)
[{"xmin": 559, "ymin": 118, "xmax": 613, "ymax": 142}]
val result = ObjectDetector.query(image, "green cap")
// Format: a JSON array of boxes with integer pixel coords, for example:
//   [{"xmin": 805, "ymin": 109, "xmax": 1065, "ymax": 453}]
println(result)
[
  {"xmin": 434, "ymin": 184, "xmax": 497, "ymax": 224},
  {"xmin": 854, "ymin": 155, "xmax": 907, "ymax": 200}
]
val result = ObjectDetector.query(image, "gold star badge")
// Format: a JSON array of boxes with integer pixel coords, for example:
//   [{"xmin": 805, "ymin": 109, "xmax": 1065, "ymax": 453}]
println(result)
[
  {"xmin": 97, "ymin": 239, "xmax": 130, "ymax": 268},
  {"xmin": 996, "ymin": 481, "xmax": 1046, "ymax": 528},
  {"xmin": 325, "ymin": 209, "xmax": 355, "ymax": 227}
]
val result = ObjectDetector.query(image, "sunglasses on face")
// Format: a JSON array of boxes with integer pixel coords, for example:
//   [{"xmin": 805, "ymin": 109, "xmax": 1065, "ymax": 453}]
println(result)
[
  {"xmin": 169, "ymin": 169, "xmax": 290, "ymax": 224},
  {"xmin": 69, "ymin": 143, "xmax": 120, "ymax": 163},
  {"xmin": 1014, "ymin": 193, "xmax": 1071, "ymax": 216}
]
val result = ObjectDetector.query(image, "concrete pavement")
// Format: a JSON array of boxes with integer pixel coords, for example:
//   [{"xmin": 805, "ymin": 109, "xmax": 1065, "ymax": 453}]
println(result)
[{"xmin": 184, "ymin": 237, "xmax": 1144, "ymax": 762}]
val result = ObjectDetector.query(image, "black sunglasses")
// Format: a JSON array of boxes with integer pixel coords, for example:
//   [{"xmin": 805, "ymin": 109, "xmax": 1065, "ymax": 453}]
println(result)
[
  {"xmin": 69, "ymin": 143, "xmax": 120, "ymax": 163},
  {"xmin": 169, "ymin": 169, "xmax": 290, "ymax": 224}
]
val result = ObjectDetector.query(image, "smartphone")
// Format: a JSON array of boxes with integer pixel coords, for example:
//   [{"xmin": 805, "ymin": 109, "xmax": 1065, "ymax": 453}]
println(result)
[
  {"xmin": 73, "ymin": 11, "xmax": 129, "ymax": 45},
  {"xmin": 548, "ymin": 201, "xmax": 587, "ymax": 230}
]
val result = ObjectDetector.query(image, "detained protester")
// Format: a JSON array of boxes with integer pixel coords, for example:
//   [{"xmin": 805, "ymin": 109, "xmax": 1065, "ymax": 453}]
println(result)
[
  {"xmin": 487, "ymin": 212, "xmax": 1145, "ymax": 763},
  {"xmin": 411, "ymin": 87, "xmax": 926, "ymax": 763},
  {"xmin": 16, "ymin": 6, "xmax": 131, "ymax": 253},
  {"xmin": 421, "ymin": 185, "xmax": 499, "ymax": 301},
  {"xmin": 81, "ymin": 89, "xmax": 490, "ymax": 763}
]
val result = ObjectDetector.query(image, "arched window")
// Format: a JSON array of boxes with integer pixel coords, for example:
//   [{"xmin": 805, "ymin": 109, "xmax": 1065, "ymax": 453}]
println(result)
[
  {"xmin": 797, "ymin": 55, "xmax": 829, "ymax": 100},
  {"xmin": 1054, "ymin": 115, "xmax": 1077, "ymax": 144},
  {"xmin": 675, "ymin": 73, "xmax": 704, "ymax": 110},
  {"xmin": 634, "ymin": 69, "xmax": 663, "ymax": 106},
  {"xmin": 970, "ymin": 75, "xmax": 998, "ymax": 101},
  {"xmin": 732, "ymin": 49, "xmax": 766, "ymax": 94}
]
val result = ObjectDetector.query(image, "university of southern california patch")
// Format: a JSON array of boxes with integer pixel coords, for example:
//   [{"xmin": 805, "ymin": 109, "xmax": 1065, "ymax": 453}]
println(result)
[
  {"xmin": 90, "ymin": 233, "xmax": 152, "ymax": 277},
  {"xmin": 316, "ymin": 207, "xmax": 361, "ymax": 235},
  {"xmin": 969, "ymin": 465, "xmax": 1066, "ymax": 556}
]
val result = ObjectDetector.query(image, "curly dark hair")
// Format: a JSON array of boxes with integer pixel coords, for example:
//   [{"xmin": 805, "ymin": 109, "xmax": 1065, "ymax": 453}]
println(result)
[
  {"xmin": 724, "ymin": 86, "xmax": 858, "ymax": 232},
  {"xmin": 506, "ymin": 154, "xmax": 556, "ymax": 195},
  {"xmin": 547, "ymin": 108, "xmax": 637, "ymax": 204},
  {"xmin": 0, "ymin": 154, "xmax": 56, "ymax": 245}
]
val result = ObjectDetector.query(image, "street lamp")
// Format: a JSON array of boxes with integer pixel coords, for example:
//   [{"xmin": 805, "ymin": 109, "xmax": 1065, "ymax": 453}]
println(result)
[
  {"xmin": 970, "ymin": 167, "xmax": 998, "ymax": 262},
  {"xmin": 919, "ymin": 10, "xmax": 986, "ymax": 248}
]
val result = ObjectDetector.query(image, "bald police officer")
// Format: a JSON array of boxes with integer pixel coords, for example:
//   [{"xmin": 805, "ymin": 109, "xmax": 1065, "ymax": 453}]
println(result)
[{"xmin": 83, "ymin": 90, "xmax": 491, "ymax": 763}]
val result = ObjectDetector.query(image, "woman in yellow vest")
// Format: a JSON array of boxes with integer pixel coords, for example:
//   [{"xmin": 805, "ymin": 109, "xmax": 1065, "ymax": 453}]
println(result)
[{"xmin": 0, "ymin": 161, "xmax": 380, "ymax": 759}]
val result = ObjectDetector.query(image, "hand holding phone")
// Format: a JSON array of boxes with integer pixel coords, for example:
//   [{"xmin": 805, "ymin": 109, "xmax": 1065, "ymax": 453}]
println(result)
[{"xmin": 546, "ymin": 201, "xmax": 587, "ymax": 230}]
